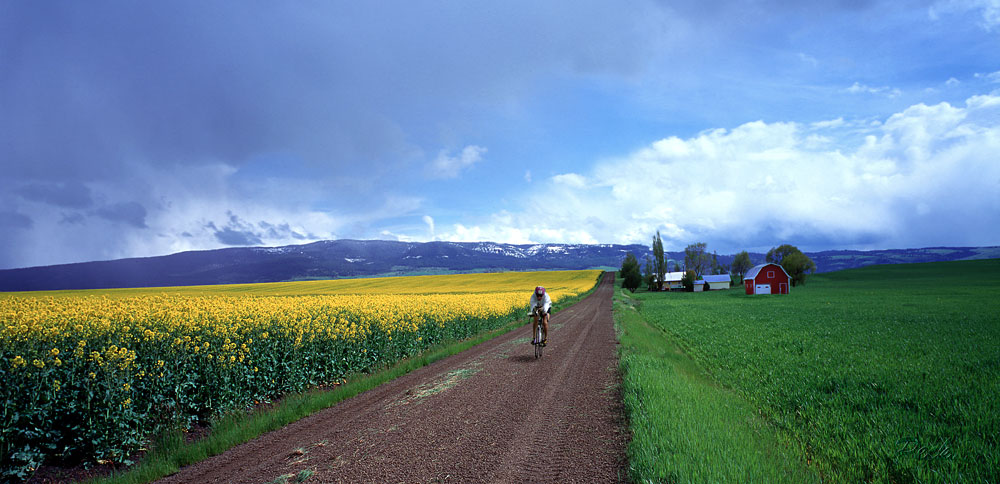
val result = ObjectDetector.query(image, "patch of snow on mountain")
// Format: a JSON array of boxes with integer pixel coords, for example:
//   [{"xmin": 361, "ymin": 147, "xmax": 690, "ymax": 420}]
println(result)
[
  {"xmin": 505, "ymin": 247, "xmax": 528, "ymax": 258},
  {"xmin": 255, "ymin": 247, "xmax": 293, "ymax": 254},
  {"xmin": 525, "ymin": 244, "xmax": 545, "ymax": 256},
  {"xmin": 473, "ymin": 242, "xmax": 527, "ymax": 258},
  {"xmin": 345, "ymin": 258, "xmax": 364, "ymax": 263},
  {"xmin": 473, "ymin": 243, "xmax": 502, "ymax": 254}
]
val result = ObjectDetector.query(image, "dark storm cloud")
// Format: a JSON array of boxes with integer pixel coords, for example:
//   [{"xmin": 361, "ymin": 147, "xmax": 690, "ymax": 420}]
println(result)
[
  {"xmin": 95, "ymin": 202, "xmax": 148, "ymax": 228},
  {"xmin": 214, "ymin": 227, "xmax": 263, "ymax": 246},
  {"xmin": 206, "ymin": 214, "xmax": 316, "ymax": 246},
  {"xmin": 0, "ymin": 1, "xmax": 666, "ymax": 181},
  {"xmin": 0, "ymin": 212, "xmax": 33, "ymax": 230},
  {"xmin": 60, "ymin": 213, "xmax": 86, "ymax": 225},
  {"xmin": 0, "ymin": 2, "xmax": 406, "ymax": 183},
  {"xmin": 209, "ymin": 212, "xmax": 263, "ymax": 246},
  {"xmin": 705, "ymin": 223, "xmax": 890, "ymax": 254},
  {"xmin": 0, "ymin": 0, "xmax": 681, "ymax": 269},
  {"xmin": 16, "ymin": 182, "xmax": 93, "ymax": 208},
  {"xmin": 259, "ymin": 221, "xmax": 306, "ymax": 240}
]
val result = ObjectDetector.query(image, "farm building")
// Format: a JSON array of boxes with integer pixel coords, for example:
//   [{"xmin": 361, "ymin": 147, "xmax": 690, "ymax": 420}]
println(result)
[
  {"xmin": 653, "ymin": 271, "xmax": 685, "ymax": 291},
  {"xmin": 700, "ymin": 274, "xmax": 732, "ymax": 290},
  {"xmin": 743, "ymin": 263, "xmax": 790, "ymax": 295}
]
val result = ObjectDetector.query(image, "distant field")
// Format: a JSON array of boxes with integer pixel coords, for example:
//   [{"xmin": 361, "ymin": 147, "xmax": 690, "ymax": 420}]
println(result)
[
  {"xmin": 617, "ymin": 259, "xmax": 999, "ymax": 483},
  {"xmin": 0, "ymin": 270, "xmax": 601, "ymax": 481},
  {"xmin": 0, "ymin": 269, "xmax": 598, "ymax": 298}
]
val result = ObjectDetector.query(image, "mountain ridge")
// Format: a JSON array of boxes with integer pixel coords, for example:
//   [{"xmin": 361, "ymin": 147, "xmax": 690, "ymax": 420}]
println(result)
[{"xmin": 1, "ymin": 240, "xmax": 997, "ymax": 292}]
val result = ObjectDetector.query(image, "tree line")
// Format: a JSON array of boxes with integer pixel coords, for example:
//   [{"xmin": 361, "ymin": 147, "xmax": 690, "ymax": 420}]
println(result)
[{"xmin": 619, "ymin": 232, "xmax": 816, "ymax": 293}]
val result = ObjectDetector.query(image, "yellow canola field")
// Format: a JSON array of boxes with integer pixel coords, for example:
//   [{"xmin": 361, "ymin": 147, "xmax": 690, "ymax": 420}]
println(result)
[
  {"xmin": 0, "ymin": 270, "xmax": 601, "ymax": 478},
  {"xmin": 3, "ymin": 268, "xmax": 601, "ymax": 298}
]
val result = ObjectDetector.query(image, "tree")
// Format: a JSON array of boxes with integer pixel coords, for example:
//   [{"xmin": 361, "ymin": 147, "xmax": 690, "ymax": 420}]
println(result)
[
  {"xmin": 766, "ymin": 244, "xmax": 799, "ymax": 264},
  {"xmin": 711, "ymin": 251, "xmax": 729, "ymax": 275},
  {"xmin": 681, "ymin": 269, "xmax": 696, "ymax": 292},
  {"xmin": 620, "ymin": 252, "xmax": 642, "ymax": 293},
  {"xmin": 731, "ymin": 250, "xmax": 753, "ymax": 281},
  {"xmin": 644, "ymin": 256, "xmax": 657, "ymax": 291},
  {"xmin": 673, "ymin": 262, "xmax": 681, "ymax": 272},
  {"xmin": 652, "ymin": 231, "xmax": 667, "ymax": 291},
  {"xmin": 766, "ymin": 244, "xmax": 816, "ymax": 286},
  {"xmin": 782, "ymin": 251, "xmax": 817, "ymax": 286},
  {"xmin": 684, "ymin": 242, "xmax": 711, "ymax": 277}
]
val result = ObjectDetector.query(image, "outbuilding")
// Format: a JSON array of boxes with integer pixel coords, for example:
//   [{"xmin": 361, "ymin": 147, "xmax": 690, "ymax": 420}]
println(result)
[
  {"xmin": 743, "ymin": 263, "xmax": 790, "ymax": 295},
  {"xmin": 654, "ymin": 271, "xmax": 685, "ymax": 291},
  {"xmin": 701, "ymin": 274, "xmax": 732, "ymax": 290}
]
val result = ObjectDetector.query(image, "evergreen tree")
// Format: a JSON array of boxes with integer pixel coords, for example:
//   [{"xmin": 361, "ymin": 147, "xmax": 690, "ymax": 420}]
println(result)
[
  {"xmin": 644, "ymin": 256, "xmax": 656, "ymax": 291},
  {"xmin": 652, "ymin": 231, "xmax": 667, "ymax": 290},
  {"xmin": 620, "ymin": 252, "xmax": 642, "ymax": 292},
  {"xmin": 681, "ymin": 269, "xmax": 696, "ymax": 292}
]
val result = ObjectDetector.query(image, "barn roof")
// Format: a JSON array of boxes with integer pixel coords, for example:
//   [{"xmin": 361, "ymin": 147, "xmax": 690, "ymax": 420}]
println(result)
[{"xmin": 743, "ymin": 263, "xmax": 791, "ymax": 280}]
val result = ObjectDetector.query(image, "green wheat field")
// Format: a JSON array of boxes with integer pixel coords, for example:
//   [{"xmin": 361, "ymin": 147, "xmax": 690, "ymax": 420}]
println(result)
[{"xmin": 616, "ymin": 259, "xmax": 999, "ymax": 483}]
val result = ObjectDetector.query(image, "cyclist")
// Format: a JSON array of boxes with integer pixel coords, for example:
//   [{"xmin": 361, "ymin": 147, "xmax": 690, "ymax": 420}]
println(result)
[{"xmin": 529, "ymin": 286, "xmax": 551, "ymax": 346}]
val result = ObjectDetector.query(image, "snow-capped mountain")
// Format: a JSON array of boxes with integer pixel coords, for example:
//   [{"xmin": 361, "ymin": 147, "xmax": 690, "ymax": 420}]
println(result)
[
  {"xmin": 1, "ymin": 239, "xmax": 995, "ymax": 291},
  {"xmin": 0, "ymin": 240, "xmax": 649, "ymax": 291}
]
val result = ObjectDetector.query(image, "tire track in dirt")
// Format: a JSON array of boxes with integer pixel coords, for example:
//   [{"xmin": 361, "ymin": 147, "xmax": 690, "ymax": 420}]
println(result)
[{"xmin": 156, "ymin": 273, "xmax": 625, "ymax": 483}]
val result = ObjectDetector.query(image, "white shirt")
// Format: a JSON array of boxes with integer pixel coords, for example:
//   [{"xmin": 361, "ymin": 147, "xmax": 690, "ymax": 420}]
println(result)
[{"xmin": 529, "ymin": 292, "xmax": 551, "ymax": 313}]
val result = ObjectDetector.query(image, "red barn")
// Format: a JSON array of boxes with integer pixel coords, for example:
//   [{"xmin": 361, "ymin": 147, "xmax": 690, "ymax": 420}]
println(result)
[{"xmin": 743, "ymin": 263, "xmax": 790, "ymax": 295}]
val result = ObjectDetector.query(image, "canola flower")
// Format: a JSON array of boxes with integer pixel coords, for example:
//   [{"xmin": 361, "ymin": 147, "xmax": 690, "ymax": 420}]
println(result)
[{"xmin": 0, "ymin": 270, "xmax": 600, "ymax": 480}]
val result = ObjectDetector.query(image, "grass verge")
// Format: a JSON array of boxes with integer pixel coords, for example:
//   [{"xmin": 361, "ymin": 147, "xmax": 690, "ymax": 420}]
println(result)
[
  {"xmin": 614, "ymin": 284, "xmax": 819, "ymax": 483},
  {"xmin": 83, "ymin": 273, "xmax": 604, "ymax": 484}
]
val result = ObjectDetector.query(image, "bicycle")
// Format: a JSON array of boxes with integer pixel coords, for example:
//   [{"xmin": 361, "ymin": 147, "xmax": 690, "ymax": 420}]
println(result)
[{"xmin": 531, "ymin": 306, "xmax": 546, "ymax": 359}]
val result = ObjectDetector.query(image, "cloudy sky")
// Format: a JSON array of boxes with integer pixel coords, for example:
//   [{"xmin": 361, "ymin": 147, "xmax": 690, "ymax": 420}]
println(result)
[{"xmin": 2, "ymin": 1, "xmax": 999, "ymax": 269}]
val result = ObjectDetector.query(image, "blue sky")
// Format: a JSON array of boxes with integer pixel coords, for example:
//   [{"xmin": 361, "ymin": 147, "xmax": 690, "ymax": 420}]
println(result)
[{"xmin": 2, "ymin": 0, "xmax": 999, "ymax": 269}]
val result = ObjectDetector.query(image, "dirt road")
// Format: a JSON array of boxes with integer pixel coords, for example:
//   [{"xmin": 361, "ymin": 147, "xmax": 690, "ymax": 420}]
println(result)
[{"xmin": 157, "ymin": 273, "xmax": 625, "ymax": 483}]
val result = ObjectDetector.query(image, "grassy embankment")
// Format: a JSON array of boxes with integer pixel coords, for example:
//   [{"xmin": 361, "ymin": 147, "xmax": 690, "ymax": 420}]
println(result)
[{"xmin": 616, "ymin": 259, "xmax": 999, "ymax": 483}]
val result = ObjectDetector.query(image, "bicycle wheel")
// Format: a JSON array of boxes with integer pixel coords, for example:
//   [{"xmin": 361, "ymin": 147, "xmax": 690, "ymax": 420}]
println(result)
[{"xmin": 535, "ymin": 325, "xmax": 543, "ymax": 359}]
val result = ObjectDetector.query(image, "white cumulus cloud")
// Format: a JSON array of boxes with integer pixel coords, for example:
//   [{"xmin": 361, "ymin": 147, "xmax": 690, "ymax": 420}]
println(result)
[
  {"xmin": 846, "ymin": 82, "xmax": 902, "ymax": 98},
  {"xmin": 445, "ymin": 93, "xmax": 1000, "ymax": 253},
  {"xmin": 930, "ymin": 0, "xmax": 1000, "ymax": 30},
  {"xmin": 429, "ymin": 145, "xmax": 488, "ymax": 179},
  {"xmin": 974, "ymin": 70, "xmax": 1000, "ymax": 83},
  {"xmin": 552, "ymin": 173, "xmax": 588, "ymax": 188}
]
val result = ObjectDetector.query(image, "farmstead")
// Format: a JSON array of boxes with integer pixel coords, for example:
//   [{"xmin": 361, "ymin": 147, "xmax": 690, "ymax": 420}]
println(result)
[
  {"xmin": 743, "ymin": 263, "xmax": 790, "ymax": 294},
  {"xmin": 617, "ymin": 259, "xmax": 1000, "ymax": 483}
]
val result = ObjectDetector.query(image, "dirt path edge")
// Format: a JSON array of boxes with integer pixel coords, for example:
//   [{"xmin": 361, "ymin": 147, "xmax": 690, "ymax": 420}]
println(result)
[{"xmin": 156, "ymin": 273, "xmax": 626, "ymax": 484}]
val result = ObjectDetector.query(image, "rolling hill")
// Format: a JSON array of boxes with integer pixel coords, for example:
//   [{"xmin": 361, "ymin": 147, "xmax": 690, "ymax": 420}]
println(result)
[{"xmin": 0, "ymin": 240, "xmax": 997, "ymax": 292}]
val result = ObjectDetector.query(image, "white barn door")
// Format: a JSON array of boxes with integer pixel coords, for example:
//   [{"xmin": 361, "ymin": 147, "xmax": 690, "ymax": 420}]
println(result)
[{"xmin": 755, "ymin": 284, "xmax": 771, "ymax": 294}]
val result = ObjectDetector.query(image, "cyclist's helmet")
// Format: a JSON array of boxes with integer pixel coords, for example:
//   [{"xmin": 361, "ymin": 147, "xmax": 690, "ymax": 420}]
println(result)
[{"xmin": 535, "ymin": 286, "xmax": 546, "ymax": 297}]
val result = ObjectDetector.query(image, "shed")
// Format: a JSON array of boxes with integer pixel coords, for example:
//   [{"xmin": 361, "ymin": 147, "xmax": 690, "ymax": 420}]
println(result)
[
  {"xmin": 701, "ymin": 274, "xmax": 732, "ymax": 290},
  {"xmin": 743, "ymin": 263, "xmax": 790, "ymax": 295}
]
